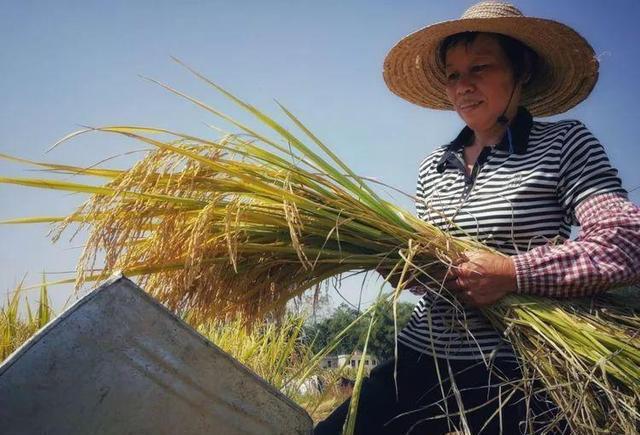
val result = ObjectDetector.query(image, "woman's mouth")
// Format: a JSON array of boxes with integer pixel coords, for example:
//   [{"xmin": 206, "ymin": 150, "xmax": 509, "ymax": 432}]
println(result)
[{"xmin": 458, "ymin": 101, "xmax": 483, "ymax": 112}]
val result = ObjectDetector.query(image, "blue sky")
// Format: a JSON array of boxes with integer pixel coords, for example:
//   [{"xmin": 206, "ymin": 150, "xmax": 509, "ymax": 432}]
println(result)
[{"xmin": 2, "ymin": 0, "xmax": 640, "ymax": 311}]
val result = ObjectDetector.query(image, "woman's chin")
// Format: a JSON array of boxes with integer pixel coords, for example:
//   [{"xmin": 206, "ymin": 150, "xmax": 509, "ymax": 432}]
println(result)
[{"xmin": 458, "ymin": 113, "xmax": 494, "ymax": 131}]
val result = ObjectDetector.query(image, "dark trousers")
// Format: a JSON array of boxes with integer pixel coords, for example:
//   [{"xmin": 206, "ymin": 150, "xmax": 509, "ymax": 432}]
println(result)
[{"xmin": 314, "ymin": 344, "xmax": 567, "ymax": 435}]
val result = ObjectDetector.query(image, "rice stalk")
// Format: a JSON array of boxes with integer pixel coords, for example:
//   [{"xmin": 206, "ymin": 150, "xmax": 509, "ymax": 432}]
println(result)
[{"xmin": 342, "ymin": 309, "xmax": 377, "ymax": 435}]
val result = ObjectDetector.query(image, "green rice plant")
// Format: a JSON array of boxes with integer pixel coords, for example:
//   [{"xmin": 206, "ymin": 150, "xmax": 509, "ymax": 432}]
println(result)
[
  {"xmin": 195, "ymin": 314, "xmax": 312, "ymax": 393},
  {"xmin": 2, "ymin": 62, "xmax": 639, "ymax": 432},
  {"xmin": 1, "ymin": 278, "xmax": 52, "ymax": 360},
  {"xmin": 342, "ymin": 310, "xmax": 377, "ymax": 435}
]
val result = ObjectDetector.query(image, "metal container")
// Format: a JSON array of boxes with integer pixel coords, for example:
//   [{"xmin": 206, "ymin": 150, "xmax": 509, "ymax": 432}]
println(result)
[{"xmin": 0, "ymin": 274, "xmax": 313, "ymax": 435}]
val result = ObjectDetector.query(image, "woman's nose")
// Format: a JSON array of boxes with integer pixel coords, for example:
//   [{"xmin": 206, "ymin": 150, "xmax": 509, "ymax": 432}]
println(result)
[{"xmin": 456, "ymin": 74, "xmax": 475, "ymax": 95}]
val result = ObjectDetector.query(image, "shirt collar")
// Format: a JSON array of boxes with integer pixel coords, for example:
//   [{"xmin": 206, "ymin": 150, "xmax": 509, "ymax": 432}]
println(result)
[{"xmin": 447, "ymin": 106, "xmax": 533, "ymax": 155}]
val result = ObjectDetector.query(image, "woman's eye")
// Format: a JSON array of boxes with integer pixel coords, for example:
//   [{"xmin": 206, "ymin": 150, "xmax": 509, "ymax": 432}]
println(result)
[
  {"xmin": 446, "ymin": 72, "xmax": 459, "ymax": 82},
  {"xmin": 471, "ymin": 64, "xmax": 488, "ymax": 73}
]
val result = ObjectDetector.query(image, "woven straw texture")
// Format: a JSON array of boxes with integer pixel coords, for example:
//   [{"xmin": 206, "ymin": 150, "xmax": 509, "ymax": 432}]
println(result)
[{"xmin": 383, "ymin": 1, "xmax": 598, "ymax": 117}]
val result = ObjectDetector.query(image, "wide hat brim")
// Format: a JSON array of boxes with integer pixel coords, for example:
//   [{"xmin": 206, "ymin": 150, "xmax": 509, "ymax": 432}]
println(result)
[{"xmin": 383, "ymin": 15, "xmax": 599, "ymax": 117}]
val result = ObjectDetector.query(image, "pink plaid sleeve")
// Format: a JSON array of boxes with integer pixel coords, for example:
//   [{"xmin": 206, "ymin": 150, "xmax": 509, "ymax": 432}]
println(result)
[{"xmin": 513, "ymin": 193, "xmax": 640, "ymax": 297}]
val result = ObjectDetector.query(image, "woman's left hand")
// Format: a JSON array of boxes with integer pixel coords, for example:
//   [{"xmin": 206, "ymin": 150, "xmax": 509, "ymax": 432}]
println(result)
[{"xmin": 445, "ymin": 251, "xmax": 517, "ymax": 307}]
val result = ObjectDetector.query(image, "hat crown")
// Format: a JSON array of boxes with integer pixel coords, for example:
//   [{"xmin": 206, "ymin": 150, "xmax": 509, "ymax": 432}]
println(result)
[{"xmin": 461, "ymin": 1, "xmax": 523, "ymax": 19}]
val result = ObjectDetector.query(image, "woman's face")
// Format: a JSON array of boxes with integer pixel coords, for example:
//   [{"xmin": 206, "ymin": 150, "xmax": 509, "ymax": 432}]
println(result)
[{"xmin": 444, "ymin": 34, "xmax": 520, "ymax": 132}]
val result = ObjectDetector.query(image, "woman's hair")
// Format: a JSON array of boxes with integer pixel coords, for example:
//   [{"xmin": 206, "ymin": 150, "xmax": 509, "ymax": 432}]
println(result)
[{"xmin": 438, "ymin": 32, "xmax": 539, "ymax": 84}]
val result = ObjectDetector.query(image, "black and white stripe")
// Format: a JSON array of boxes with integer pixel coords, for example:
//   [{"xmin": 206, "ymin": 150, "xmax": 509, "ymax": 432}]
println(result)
[{"xmin": 399, "ymin": 117, "xmax": 625, "ymax": 360}]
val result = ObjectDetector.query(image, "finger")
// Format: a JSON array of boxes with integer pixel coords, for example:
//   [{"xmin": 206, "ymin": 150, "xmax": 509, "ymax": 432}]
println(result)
[
  {"xmin": 464, "ymin": 289, "xmax": 484, "ymax": 307},
  {"xmin": 453, "ymin": 253, "xmax": 469, "ymax": 265},
  {"xmin": 455, "ymin": 288, "xmax": 475, "ymax": 306},
  {"xmin": 463, "ymin": 255, "xmax": 484, "ymax": 273},
  {"xmin": 445, "ymin": 276, "xmax": 467, "ymax": 292},
  {"xmin": 453, "ymin": 263, "xmax": 472, "ymax": 279},
  {"xmin": 452, "ymin": 261, "xmax": 473, "ymax": 276},
  {"xmin": 463, "ymin": 250, "xmax": 482, "ymax": 260},
  {"xmin": 440, "ymin": 277, "xmax": 460, "ymax": 291},
  {"xmin": 455, "ymin": 262, "xmax": 485, "ymax": 280}
]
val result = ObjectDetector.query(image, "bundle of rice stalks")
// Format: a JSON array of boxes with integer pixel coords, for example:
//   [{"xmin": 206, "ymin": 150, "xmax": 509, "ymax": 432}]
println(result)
[
  {"xmin": 486, "ymin": 293, "xmax": 640, "ymax": 433},
  {"xmin": 2, "ymin": 63, "xmax": 639, "ymax": 432},
  {"xmin": 0, "ymin": 69, "xmax": 480, "ymax": 322}
]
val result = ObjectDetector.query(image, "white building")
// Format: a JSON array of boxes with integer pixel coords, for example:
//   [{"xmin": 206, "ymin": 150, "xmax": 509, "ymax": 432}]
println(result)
[{"xmin": 320, "ymin": 351, "xmax": 379, "ymax": 373}]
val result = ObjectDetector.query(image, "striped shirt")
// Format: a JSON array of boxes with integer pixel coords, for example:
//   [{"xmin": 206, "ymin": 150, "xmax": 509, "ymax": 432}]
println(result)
[{"xmin": 398, "ymin": 107, "xmax": 634, "ymax": 360}]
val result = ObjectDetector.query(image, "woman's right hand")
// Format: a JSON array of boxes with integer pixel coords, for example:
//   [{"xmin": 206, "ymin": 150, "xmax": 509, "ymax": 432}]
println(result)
[
  {"xmin": 375, "ymin": 263, "xmax": 458, "ymax": 295},
  {"xmin": 375, "ymin": 266, "xmax": 430, "ymax": 294}
]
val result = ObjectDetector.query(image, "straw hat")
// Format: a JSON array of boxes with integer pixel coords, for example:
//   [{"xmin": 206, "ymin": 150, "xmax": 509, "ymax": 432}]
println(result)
[{"xmin": 383, "ymin": 1, "xmax": 599, "ymax": 117}]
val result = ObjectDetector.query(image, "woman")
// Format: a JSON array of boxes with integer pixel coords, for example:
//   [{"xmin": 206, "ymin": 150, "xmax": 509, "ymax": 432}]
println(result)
[{"xmin": 315, "ymin": 2, "xmax": 640, "ymax": 434}]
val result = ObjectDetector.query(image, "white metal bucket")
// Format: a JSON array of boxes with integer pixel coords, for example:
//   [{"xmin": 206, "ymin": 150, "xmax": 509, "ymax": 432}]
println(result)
[{"xmin": 0, "ymin": 275, "xmax": 313, "ymax": 435}]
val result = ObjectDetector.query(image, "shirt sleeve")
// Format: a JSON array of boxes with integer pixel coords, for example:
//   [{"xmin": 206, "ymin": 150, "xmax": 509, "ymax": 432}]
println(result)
[
  {"xmin": 512, "ymin": 121, "xmax": 639, "ymax": 297},
  {"xmin": 556, "ymin": 121, "xmax": 626, "ymax": 224},
  {"xmin": 513, "ymin": 193, "xmax": 640, "ymax": 297}
]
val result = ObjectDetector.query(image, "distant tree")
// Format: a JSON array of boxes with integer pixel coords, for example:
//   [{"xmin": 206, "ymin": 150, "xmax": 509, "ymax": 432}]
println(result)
[
  {"xmin": 367, "ymin": 301, "xmax": 414, "ymax": 360},
  {"xmin": 304, "ymin": 303, "xmax": 361, "ymax": 356},
  {"xmin": 303, "ymin": 300, "xmax": 414, "ymax": 361}
]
